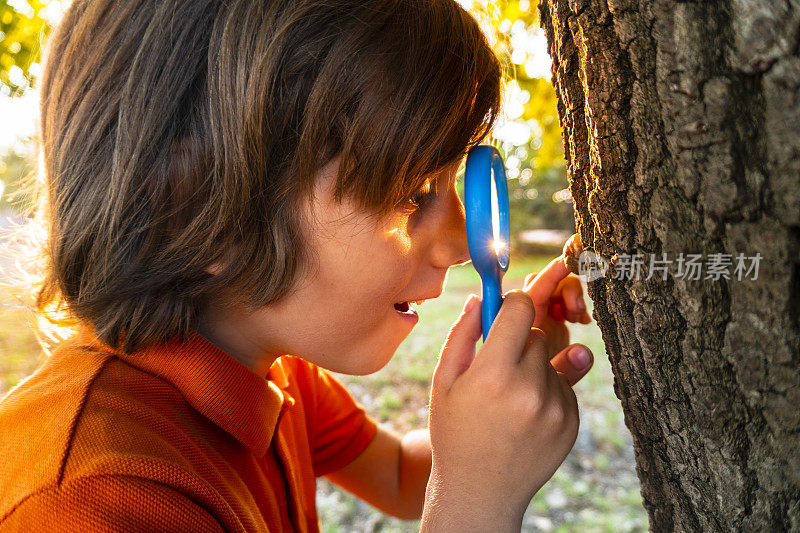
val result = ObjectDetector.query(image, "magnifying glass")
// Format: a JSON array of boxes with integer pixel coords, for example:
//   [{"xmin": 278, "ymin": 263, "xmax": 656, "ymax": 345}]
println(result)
[{"xmin": 464, "ymin": 145, "xmax": 511, "ymax": 341}]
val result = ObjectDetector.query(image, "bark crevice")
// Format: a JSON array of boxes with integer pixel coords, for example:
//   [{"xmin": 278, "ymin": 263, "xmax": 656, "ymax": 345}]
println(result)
[{"xmin": 539, "ymin": 0, "xmax": 800, "ymax": 529}]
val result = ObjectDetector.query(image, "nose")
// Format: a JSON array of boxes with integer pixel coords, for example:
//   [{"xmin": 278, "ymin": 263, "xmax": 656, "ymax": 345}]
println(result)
[{"xmin": 429, "ymin": 189, "xmax": 471, "ymax": 269}]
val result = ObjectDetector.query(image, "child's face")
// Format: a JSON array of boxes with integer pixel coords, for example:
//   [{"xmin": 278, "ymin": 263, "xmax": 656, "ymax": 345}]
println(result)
[{"xmin": 201, "ymin": 156, "xmax": 470, "ymax": 376}]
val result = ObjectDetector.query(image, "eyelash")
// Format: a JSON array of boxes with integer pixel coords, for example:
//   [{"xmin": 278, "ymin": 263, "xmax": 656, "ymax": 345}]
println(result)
[
  {"xmin": 407, "ymin": 169, "xmax": 463, "ymax": 212},
  {"xmin": 409, "ymin": 183, "xmax": 436, "ymax": 210}
]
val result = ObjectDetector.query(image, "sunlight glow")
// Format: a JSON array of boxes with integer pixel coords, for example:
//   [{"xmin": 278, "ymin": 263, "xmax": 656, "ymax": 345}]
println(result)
[
  {"xmin": 492, "ymin": 238, "xmax": 507, "ymax": 256},
  {"xmin": 490, "ymin": 168, "xmax": 500, "ymax": 244},
  {"xmin": 7, "ymin": 0, "xmax": 33, "ymax": 17}
]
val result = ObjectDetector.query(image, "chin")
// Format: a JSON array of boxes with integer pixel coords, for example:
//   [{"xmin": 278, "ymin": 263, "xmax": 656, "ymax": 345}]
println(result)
[
  {"xmin": 329, "ymin": 343, "xmax": 400, "ymax": 376},
  {"xmin": 351, "ymin": 350, "xmax": 397, "ymax": 376}
]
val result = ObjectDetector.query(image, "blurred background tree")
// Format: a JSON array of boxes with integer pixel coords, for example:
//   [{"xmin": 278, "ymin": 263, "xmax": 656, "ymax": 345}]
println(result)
[
  {"xmin": 1, "ymin": 0, "xmax": 66, "ymax": 214},
  {"xmin": 485, "ymin": 0, "xmax": 575, "ymax": 242},
  {"xmin": 0, "ymin": 0, "xmax": 51, "ymax": 97},
  {"xmin": 0, "ymin": 0, "xmax": 575, "ymax": 249},
  {"xmin": 0, "ymin": 3, "xmax": 648, "ymax": 531},
  {"xmin": 451, "ymin": 0, "xmax": 576, "ymax": 258}
]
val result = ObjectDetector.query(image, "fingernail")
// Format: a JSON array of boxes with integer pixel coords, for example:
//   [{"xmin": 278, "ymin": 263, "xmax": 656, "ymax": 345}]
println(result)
[
  {"xmin": 568, "ymin": 345, "xmax": 592, "ymax": 370},
  {"xmin": 464, "ymin": 294, "xmax": 479, "ymax": 313}
]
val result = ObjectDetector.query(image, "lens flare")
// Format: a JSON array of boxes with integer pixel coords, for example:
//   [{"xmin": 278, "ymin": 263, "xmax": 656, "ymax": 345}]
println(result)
[
  {"xmin": 489, "ymin": 167, "xmax": 506, "ymax": 258},
  {"xmin": 492, "ymin": 238, "xmax": 506, "ymax": 256}
]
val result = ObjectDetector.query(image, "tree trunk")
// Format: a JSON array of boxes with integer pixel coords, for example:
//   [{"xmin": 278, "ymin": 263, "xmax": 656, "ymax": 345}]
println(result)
[{"xmin": 538, "ymin": 0, "xmax": 800, "ymax": 530}]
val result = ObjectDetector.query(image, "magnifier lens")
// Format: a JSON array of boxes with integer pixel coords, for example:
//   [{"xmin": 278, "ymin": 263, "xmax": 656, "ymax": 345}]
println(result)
[
  {"xmin": 464, "ymin": 144, "xmax": 511, "ymax": 341},
  {"xmin": 490, "ymin": 168, "xmax": 500, "ymax": 250},
  {"xmin": 490, "ymin": 166, "xmax": 509, "ymax": 269}
]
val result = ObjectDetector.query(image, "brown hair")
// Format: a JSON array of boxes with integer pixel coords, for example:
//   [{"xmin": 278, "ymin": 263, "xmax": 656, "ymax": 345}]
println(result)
[{"xmin": 26, "ymin": 0, "xmax": 502, "ymax": 353}]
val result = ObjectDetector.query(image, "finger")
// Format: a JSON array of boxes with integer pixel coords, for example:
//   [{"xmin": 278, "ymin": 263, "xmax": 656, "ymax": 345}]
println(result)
[
  {"xmin": 558, "ymin": 276, "xmax": 587, "ymax": 319},
  {"xmin": 479, "ymin": 290, "xmax": 536, "ymax": 368},
  {"xmin": 524, "ymin": 257, "xmax": 571, "ymax": 328},
  {"xmin": 553, "ymin": 369, "xmax": 580, "ymax": 429},
  {"xmin": 522, "ymin": 326, "xmax": 548, "ymax": 355},
  {"xmin": 552, "ymin": 293, "xmax": 592, "ymax": 324},
  {"xmin": 518, "ymin": 327, "xmax": 552, "ymax": 388},
  {"xmin": 548, "ymin": 298, "xmax": 567, "ymax": 322},
  {"xmin": 433, "ymin": 294, "xmax": 482, "ymax": 392},
  {"xmin": 554, "ymin": 299, "xmax": 583, "ymax": 323},
  {"xmin": 554, "ymin": 370, "xmax": 572, "ymax": 391},
  {"xmin": 541, "ymin": 349, "xmax": 579, "ymax": 413},
  {"xmin": 544, "ymin": 363, "xmax": 577, "ymax": 412},
  {"xmin": 549, "ymin": 343, "xmax": 594, "ymax": 386}
]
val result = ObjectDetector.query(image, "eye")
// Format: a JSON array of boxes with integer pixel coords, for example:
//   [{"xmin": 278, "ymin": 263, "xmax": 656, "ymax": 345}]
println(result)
[{"xmin": 408, "ymin": 180, "xmax": 436, "ymax": 210}]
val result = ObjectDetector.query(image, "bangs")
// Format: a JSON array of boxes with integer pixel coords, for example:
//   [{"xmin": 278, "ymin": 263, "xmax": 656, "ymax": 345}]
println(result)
[
  {"xmin": 31, "ymin": 0, "xmax": 502, "ymax": 353},
  {"xmin": 295, "ymin": 0, "xmax": 503, "ymax": 216}
]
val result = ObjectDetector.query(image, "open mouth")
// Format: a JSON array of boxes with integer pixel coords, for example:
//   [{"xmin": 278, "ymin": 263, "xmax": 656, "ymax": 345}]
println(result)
[
  {"xmin": 393, "ymin": 299, "xmax": 426, "ymax": 316},
  {"xmin": 394, "ymin": 301, "xmax": 414, "ymax": 314}
]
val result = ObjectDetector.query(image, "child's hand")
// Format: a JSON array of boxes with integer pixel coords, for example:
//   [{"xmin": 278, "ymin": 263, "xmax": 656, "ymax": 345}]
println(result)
[
  {"xmin": 422, "ymin": 291, "xmax": 592, "ymax": 532},
  {"xmin": 523, "ymin": 255, "xmax": 592, "ymax": 359}
]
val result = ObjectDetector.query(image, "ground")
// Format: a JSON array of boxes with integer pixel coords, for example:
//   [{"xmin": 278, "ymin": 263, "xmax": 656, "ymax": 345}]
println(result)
[{"xmin": 0, "ymin": 254, "xmax": 648, "ymax": 532}]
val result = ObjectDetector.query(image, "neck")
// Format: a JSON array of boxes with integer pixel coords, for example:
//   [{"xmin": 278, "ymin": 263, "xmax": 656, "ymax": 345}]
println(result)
[{"xmin": 194, "ymin": 304, "xmax": 282, "ymax": 378}]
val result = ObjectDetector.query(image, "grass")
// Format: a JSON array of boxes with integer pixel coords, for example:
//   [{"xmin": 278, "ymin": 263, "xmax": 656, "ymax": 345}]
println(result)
[
  {"xmin": 0, "ymin": 253, "xmax": 648, "ymax": 532},
  {"xmin": 318, "ymin": 255, "xmax": 648, "ymax": 532},
  {"xmin": 0, "ymin": 301, "xmax": 47, "ymax": 394}
]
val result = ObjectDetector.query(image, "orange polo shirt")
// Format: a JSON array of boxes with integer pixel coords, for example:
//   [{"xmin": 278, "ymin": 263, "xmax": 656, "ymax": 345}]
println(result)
[{"xmin": 0, "ymin": 324, "xmax": 379, "ymax": 532}]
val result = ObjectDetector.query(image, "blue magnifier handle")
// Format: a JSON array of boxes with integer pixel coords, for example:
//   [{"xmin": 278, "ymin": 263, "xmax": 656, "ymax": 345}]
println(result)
[
  {"xmin": 481, "ymin": 275, "xmax": 502, "ymax": 341},
  {"xmin": 464, "ymin": 145, "xmax": 511, "ymax": 341}
]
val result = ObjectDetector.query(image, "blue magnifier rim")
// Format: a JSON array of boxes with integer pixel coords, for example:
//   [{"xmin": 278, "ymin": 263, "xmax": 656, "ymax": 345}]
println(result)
[
  {"xmin": 464, "ymin": 145, "xmax": 511, "ymax": 277},
  {"xmin": 464, "ymin": 145, "xmax": 511, "ymax": 340}
]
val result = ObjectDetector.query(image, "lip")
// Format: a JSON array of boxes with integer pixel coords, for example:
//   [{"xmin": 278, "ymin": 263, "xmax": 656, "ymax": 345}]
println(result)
[
  {"xmin": 393, "ymin": 304, "xmax": 420, "ymax": 325},
  {"xmin": 392, "ymin": 284, "xmax": 445, "ymax": 326},
  {"xmin": 395, "ymin": 291, "xmax": 443, "ymax": 305}
]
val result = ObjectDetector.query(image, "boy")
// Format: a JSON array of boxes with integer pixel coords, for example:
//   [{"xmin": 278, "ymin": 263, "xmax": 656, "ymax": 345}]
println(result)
[{"xmin": 0, "ymin": 0, "xmax": 594, "ymax": 531}]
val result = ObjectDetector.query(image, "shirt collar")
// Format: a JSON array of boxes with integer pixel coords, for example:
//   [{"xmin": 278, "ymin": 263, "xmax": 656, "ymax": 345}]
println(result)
[{"xmin": 74, "ymin": 323, "xmax": 293, "ymax": 457}]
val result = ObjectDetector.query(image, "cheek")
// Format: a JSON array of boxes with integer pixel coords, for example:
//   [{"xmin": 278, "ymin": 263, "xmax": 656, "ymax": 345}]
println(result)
[
  {"xmin": 333, "ymin": 255, "xmax": 410, "ymax": 325},
  {"xmin": 297, "ymin": 208, "xmax": 419, "ymax": 349},
  {"xmin": 270, "ymin": 237, "xmax": 417, "ymax": 373},
  {"xmin": 319, "ymin": 230, "xmax": 413, "ymax": 305},
  {"xmin": 368, "ymin": 241, "xmax": 416, "ymax": 300}
]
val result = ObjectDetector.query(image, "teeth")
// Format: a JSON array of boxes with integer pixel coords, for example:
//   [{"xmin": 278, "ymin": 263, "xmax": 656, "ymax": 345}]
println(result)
[{"xmin": 412, "ymin": 299, "xmax": 426, "ymax": 305}]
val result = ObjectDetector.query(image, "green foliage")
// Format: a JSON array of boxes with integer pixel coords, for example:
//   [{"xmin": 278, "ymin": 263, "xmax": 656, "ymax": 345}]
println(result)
[
  {"xmin": 0, "ymin": 299, "xmax": 46, "ymax": 393},
  {"xmin": 519, "ymin": 77, "xmax": 564, "ymax": 170},
  {"xmin": 461, "ymin": 0, "xmax": 573, "ymax": 234},
  {"xmin": 319, "ymin": 260, "xmax": 647, "ymax": 531},
  {"xmin": 0, "ymin": 1, "xmax": 574, "ymax": 235},
  {"xmin": 0, "ymin": 0, "xmax": 53, "ymax": 97},
  {"xmin": 0, "ymin": 258, "xmax": 647, "ymax": 530},
  {"xmin": 0, "ymin": 143, "xmax": 34, "ymax": 212}
]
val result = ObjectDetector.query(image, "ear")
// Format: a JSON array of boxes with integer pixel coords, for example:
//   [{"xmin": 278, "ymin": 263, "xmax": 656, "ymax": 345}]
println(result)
[
  {"xmin": 204, "ymin": 262, "xmax": 224, "ymax": 276},
  {"xmin": 204, "ymin": 244, "xmax": 240, "ymax": 276}
]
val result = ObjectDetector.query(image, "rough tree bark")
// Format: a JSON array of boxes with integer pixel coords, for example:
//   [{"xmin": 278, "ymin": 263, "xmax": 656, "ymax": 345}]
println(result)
[{"xmin": 538, "ymin": 0, "xmax": 800, "ymax": 530}]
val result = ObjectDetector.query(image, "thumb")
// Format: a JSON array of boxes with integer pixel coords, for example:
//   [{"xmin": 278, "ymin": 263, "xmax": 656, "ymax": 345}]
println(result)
[{"xmin": 432, "ymin": 294, "xmax": 482, "ymax": 393}]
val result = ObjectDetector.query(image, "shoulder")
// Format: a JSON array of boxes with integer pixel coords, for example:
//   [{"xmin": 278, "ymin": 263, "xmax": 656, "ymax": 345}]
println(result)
[
  {"xmin": 0, "ymin": 335, "xmax": 226, "ymax": 517},
  {"xmin": 1, "ymin": 474, "xmax": 224, "ymax": 532},
  {"xmin": 0, "ymin": 335, "xmax": 115, "ymax": 514}
]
